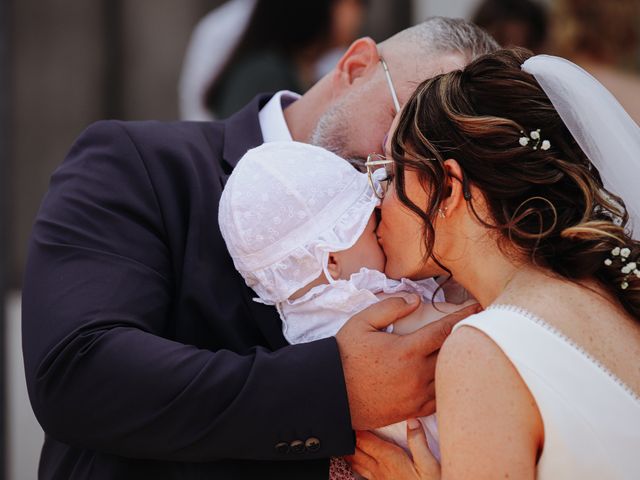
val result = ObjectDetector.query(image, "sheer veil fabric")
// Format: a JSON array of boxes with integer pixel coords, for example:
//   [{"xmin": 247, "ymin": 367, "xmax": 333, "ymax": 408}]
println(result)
[{"xmin": 522, "ymin": 55, "xmax": 640, "ymax": 239}]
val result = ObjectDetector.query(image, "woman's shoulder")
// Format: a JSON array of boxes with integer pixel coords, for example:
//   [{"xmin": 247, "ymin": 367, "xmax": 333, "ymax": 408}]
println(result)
[
  {"xmin": 436, "ymin": 312, "xmax": 543, "ymax": 475},
  {"xmin": 438, "ymin": 308, "xmax": 536, "ymax": 406},
  {"xmin": 440, "ymin": 311, "xmax": 513, "ymax": 377},
  {"xmin": 439, "ymin": 306, "xmax": 548, "ymax": 403}
]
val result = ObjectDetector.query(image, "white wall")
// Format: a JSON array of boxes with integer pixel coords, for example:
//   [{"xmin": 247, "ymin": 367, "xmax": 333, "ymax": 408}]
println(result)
[{"xmin": 7, "ymin": 292, "xmax": 43, "ymax": 480}]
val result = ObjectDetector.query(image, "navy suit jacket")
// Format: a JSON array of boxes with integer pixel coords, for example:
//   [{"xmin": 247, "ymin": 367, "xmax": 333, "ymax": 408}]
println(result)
[{"xmin": 22, "ymin": 95, "xmax": 355, "ymax": 479}]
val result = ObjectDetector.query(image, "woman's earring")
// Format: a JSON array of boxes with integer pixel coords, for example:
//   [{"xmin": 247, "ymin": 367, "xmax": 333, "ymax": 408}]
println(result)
[{"xmin": 437, "ymin": 207, "xmax": 447, "ymax": 219}]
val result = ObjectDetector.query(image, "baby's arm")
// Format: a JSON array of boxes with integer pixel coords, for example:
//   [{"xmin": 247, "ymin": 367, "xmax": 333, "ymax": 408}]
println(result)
[{"xmin": 391, "ymin": 298, "xmax": 477, "ymax": 335}]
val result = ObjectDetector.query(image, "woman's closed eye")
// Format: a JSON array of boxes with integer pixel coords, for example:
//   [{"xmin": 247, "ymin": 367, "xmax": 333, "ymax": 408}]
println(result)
[
  {"xmin": 380, "ymin": 163, "xmax": 395, "ymax": 187},
  {"xmin": 384, "ymin": 165, "xmax": 395, "ymax": 181}
]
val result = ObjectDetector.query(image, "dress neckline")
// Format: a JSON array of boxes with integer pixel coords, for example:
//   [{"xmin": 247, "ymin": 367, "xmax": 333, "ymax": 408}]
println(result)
[{"xmin": 487, "ymin": 303, "xmax": 640, "ymax": 405}]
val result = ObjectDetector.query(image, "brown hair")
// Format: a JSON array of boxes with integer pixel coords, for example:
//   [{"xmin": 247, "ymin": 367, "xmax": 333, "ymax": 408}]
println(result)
[{"xmin": 391, "ymin": 47, "xmax": 640, "ymax": 318}]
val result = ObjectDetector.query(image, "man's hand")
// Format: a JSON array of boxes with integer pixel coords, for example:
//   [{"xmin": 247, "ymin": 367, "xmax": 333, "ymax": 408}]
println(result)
[{"xmin": 335, "ymin": 298, "xmax": 481, "ymax": 430}]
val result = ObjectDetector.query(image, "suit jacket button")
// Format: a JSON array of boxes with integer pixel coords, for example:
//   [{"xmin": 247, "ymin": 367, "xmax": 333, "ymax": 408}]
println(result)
[
  {"xmin": 275, "ymin": 442, "xmax": 290, "ymax": 454},
  {"xmin": 290, "ymin": 439, "xmax": 305, "ymax": 454},
  {"xmin": 305, "ymin": 437, "xmax": 321, "ymax": 452}
]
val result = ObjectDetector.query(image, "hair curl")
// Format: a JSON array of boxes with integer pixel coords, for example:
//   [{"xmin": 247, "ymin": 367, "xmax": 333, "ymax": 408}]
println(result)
[{"xmin": 391, "ymin": 47, "xmax": 640, "ymax": 318}]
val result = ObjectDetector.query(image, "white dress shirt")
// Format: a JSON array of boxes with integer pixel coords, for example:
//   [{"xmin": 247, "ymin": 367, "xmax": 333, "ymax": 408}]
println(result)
[{"xmin": 258, "ymin": 90, "xmax": 301, "ymax": 142}]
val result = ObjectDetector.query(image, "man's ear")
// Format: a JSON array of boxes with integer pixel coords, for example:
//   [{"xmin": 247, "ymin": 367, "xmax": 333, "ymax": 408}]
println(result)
[
  {"xmin": 333, "ymin": 37, "xmax": 379, "ymax": 89},
  {"xmin": 326, "ymin": 253, "xmax": 342, "ymax": 280}
]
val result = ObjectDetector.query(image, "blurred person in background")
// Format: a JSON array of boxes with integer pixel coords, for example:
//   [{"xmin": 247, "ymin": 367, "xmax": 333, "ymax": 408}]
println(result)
[
  {"xmin": 471, "ymin": 0, "xmax": 549, "ymax": 53},
  {"xmin": 180, "ymin": 0, "xmax": 368, "ymax": 120},
  {"xmin": 179, "ymin": 0, "xmax": 257, "ymax": 120},
  {"xmin": 553, "ymin": 0, "xmax": 640, "ymax": 125}
]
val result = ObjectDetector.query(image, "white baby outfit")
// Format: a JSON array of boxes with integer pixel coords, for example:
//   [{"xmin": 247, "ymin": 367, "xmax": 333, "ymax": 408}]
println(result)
[
  {"xmin": 219, "ymin": 141, "xmax": 443, "ymax": 460},
  {"xmin": 280, "ymin": 267, "xmax": 444, "ymax": 344}
]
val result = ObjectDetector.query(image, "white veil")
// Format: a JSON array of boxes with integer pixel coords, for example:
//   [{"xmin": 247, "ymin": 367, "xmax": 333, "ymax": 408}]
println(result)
[{"xmin": 522, "ymin": 55, "xmax": 640, "ymax": 240}]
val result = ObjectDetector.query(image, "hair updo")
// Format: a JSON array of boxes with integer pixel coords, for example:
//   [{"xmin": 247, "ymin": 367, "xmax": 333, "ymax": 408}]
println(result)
[{"xmin": 391, "ymin": 47, "xmax": 640, "ymax": 319}]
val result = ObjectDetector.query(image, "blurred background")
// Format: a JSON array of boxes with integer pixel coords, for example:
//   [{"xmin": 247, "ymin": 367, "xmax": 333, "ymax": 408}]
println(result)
[{"xmin": 1, "ymin": 0, "xmax": 638, "ymax": 478}]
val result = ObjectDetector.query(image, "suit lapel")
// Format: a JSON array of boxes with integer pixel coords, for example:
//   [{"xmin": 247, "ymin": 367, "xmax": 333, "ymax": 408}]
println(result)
[{"xmin": 221, "ymin": 93, "xmax": 271, "ymax": 169}]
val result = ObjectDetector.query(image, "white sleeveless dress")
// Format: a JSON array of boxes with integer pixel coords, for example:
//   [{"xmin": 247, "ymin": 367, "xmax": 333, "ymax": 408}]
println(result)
[{"xmin": 453, "ymin": 304, "xmax": 640, "ymax": 479}]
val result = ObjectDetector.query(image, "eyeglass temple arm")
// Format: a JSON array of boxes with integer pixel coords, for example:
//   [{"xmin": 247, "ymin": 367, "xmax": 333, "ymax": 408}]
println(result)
[
  {"xmin": 365, "ymin": 159, "xmax": 394, "ymax": 167},
  {"xmin": 380, "ymin": 58, "xmax": 401, "ymax": 113}
]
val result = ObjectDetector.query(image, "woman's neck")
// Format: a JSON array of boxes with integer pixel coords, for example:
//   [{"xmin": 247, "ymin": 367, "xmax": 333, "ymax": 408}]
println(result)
[{"xmin": 444, "ymin": 240, "xmax": 525, "ymax": 308}]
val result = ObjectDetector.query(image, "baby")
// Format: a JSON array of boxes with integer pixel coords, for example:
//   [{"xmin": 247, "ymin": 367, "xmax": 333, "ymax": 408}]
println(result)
[{"xmin": 218, "ymin": 141, "xmax": 468, "ymax": 467}]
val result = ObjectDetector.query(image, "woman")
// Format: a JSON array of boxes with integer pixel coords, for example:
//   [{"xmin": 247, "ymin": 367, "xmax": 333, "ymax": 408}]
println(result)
[
  {"xmin": 203, "ymin": 0, "xmax": 367, "ymax": 119},
  {"xmin": 350, "ymin": 48, "xmax": 640, "ymax": 479}
]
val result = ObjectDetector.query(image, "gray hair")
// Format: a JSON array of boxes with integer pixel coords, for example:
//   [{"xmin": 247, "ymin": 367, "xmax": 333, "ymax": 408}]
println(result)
[{"xmin": 383, "ymin": 17, "xmax": 500, "ymax": 62}]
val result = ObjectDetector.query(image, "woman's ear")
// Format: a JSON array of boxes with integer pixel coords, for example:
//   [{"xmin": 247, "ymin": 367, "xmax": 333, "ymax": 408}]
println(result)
[
  {"xmin": 333, "ymin": 37, "xmax": 379, "ymax": 89},
  {"xmin": 440, "ymin": 159, "xmax": 466, "ymax": 217},
  {"xmin": 326, "ymin": 253, "xmax": 342, "ymax": 280}
]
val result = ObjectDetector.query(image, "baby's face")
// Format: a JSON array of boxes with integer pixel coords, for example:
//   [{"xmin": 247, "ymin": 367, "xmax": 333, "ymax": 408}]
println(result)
[{"xmin": 333, "ymin": 213, "xmax": 386, "ymax": 279}]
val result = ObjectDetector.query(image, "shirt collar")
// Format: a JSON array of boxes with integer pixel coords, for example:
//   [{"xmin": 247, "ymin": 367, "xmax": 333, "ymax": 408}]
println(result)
[{"xmin": 258, "ymin": 90, "xmax": 301, "ymax": 142}]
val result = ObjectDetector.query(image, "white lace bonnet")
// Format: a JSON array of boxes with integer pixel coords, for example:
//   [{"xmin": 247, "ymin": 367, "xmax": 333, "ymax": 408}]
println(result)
[{"xmin": 218, "ymin": 141, "xmax": 380, "ymax": 304}]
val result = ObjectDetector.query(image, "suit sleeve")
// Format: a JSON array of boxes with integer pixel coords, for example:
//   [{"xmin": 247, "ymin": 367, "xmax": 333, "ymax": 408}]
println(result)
[{"xmin": 22, "ymin": 120, "xmax": 355, "ymax": 462}]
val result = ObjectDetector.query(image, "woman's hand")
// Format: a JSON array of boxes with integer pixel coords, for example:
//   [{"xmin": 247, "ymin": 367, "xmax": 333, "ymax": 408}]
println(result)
[{"xmin": 347, "ymin": 420, "xmax": 441, "ymax": 480}]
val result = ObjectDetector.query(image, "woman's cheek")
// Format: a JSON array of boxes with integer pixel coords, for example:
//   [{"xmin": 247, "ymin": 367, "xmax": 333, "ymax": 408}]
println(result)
[
  {"xmin": 382, "ymin": 236, "xmax": 406, "ymax": 278},
  {"xmin": 375, "ymin": 242, "xmax": 387, "ymax": 273}
]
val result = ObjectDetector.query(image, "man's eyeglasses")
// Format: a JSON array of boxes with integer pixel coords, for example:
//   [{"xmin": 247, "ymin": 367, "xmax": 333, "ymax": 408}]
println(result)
[
  {"xmin": 366, "ymin": 55, "xmax": 399, "ymax": 200},
  {"xmin": 380, "ymin": 55, "xmax": 400, "ymax": 114},
  {"xmin": 365, "ymin": 153, "xmax": 394, "ymax": 200}
]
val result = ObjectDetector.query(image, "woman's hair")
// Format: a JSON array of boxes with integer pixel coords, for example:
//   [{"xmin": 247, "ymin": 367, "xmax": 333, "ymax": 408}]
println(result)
[{"xmin": 390, "ymin": 47, "xmax": 640, "ymax": 318}]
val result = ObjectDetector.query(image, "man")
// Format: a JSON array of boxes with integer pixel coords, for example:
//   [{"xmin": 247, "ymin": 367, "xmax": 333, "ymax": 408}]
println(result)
[{"xmin": 22, "ymin": 18, "xmax": 498, "ymax": 480}]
